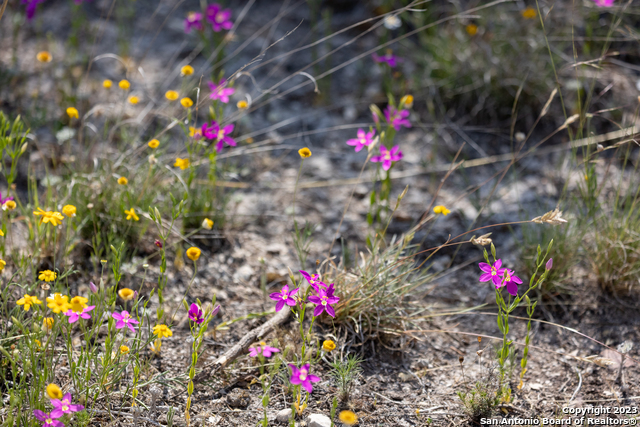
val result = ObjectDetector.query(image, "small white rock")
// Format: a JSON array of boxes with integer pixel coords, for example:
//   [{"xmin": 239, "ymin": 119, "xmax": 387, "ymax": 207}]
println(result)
[
  {"xmin": 306, "ymin": 413, "xmax": 331, "ymax": 427},
  {"xmin": 276, "ymin": 408, "xmax": 292, "ymax": 423}
]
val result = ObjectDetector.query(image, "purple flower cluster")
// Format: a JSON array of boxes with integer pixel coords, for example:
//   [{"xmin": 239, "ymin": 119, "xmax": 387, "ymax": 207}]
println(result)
[
  {"xmin": 33, "ymin": 393, "xmax": 84, "ymax": 427},
  {"xmin": 478, "ymin": 259, "xmax": 523, "ymax": 296},
  {"xmin": 202, "ymin": 121, "xmax": 236, "ymax": 152},
  {"xmin": 269, "ymin": 270, "xmax": 340, "ymax": 318},
  {"xmin": 370, "ymin": 145, "xmax": 402, "ymax": 171},
  {"xmin": 184, "ymin": 3, "xmax": 233, "ymax": 34},
  {"xmin": 372, "ymin": 51, "xmax": 401, "ymax": 68},
  {"xmin": 208, "ymin": 79, "xmax": 235, "ymax": 103}
]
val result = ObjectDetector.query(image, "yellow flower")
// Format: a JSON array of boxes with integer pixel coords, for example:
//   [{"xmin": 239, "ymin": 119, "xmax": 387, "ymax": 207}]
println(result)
[
  {"xmin": 128, "ymin": 95, "xmax": 139, "ymax": 105},
  {"xmin": 174, "ymin": 158, "xmax": 190, "ymax": 170},
  {"xmin": 433, "ymin": 205, "xmax": 451, "ymax": 216},
  {"xmin": 62, "ymin": 204, "xmax": 76, "ymax": 217},
  {"xmin": 246, "ymin": 137, "xmax": 254, "ymax": 144},
  {"xmin": 117, "ymin": 177, "xmax": 128, "ymax": 185},
  {"xmin": 0, "ymin": 259, "xmax": 5, "ymax": 271},
  {"xmin": 465, "ymin": 23, "xmax": 478, "ymax": 36},
  {"xmin": 189, "ymin": 127, "xmax": 202, "ymax": 138},
  {"xmin": 165, "ymin": 90, "xmax": 179, "ymax": 101},
  {"xmin": 202, "ymin": 218, "xmax": 214, "ymax": 230},
  {"xmin": 339, "ymin": 410, "xmax": 358, "ymax": 425},
  {"xmin": 153, "ymin": 324, "xmax": 173, "ymax": 338},
  {"xmin": 181, "ymin": 65, "xmax": 194, "ymax": 76},
  {"xmin": 148, "ymin": 139, "xmax": 160, "ymax": 149},
  {"xmin": 43, "ymin": 317, "xmax": 54, "ymax": 331},
  {"xmin": 46, "ymin": 293, "xmax": 70, "ymax": 314},
  {"xmin": 118, "ymin": 288, "xmax": 135, "ymax": 301},
  {"xmin": 400, "ymin": 94, "xmax": 414, "ymax": 109},
  {"xmin": 39, "ymin": 270, "xmax": 57, "ymax": 282},
  {"xmin": 522, "ymin": 7, "xmax": 537, "ymax": 19},
  {"xmin": 33, "ymin": 208, "xmax": 65, "ymax": 227},
  {"xmin": 3, "ymin": 200, "xmax": 16, "ymax": 210},
  {"xmin": 180, "ymin": 97, "xmax": 193, "ymax": 108},
  {"xmin": 46, "ymin": 384, "xmax": 63, "ymax": 400},
  {"xmin": 186, "ymin": 246, "xmax": 201, "ymax": 261},
  {"xmin": 125, "ymin": 208, "xmax": 139, "ymax": 221},
  {"xmin": 66, "ymin": 107, "xmax": 79, "ymax": 119},
  {"xmin": 237, "ymin": 100, "xmax": 248, "ymax": 109},
  {"xmin": 103, "ymin": 79, "xmax": 113, "ymax": 89},
  {"xmin": 68, "ymin": 296, "xmax": 88, "ymax": 313},
  {"xmin": 298, "ymin": 147, "xmax": 312, "ymax": 158},
  {"xmin": 36, "ymin": 51, "xmax": 52, "ymax": 63},
  {"xmin": 119, "ymin": 79, "xmax": 130, "ymax": 90},
  {"xmin": 16, "ymin": 294, "xmax": 42, "ymax": 311},
  {"xmin": 120, "ymin": 345, "xmax": 130, "ymax": 355},
  {"xmin": 322, "ymin": 339, "xmax": 336, "ymax": 352}
]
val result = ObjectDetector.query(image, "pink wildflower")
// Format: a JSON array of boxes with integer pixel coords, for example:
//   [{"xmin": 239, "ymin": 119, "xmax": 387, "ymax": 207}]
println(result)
[
  {"xmin": 384, "ymin": 106, "xmax": 411, "ymax": 130},
  {"xmin": 307, "ymin": 284, "xmax": 340, "ymax": 318},
  {"xmin": 249, "ymin": 343, "xmax": 280, "ymax": 358},
  {"xmin": 346, "ymin": 128, "xmax": 375, "ymax": 152},
  {"xmin": 289, "ymin": 363, "xmax": 321, "ymax": 393},
  {"xmin": 64, "ymin": 306, "xmax": 94, "ymax": 323},
  {"xmin": 478, "ymin": 259, "xmax": 506, "ymax": 287},
  {"xmin": 592, "ymin": 0, "xmax": 614, "ymax": 6},
  {"xmin": 501, "ymin": 269, "xmax": 523, "ymax": 296},
  {"xmin": 111, "ymin": 310, "xmax": 139, "ymax": 333},
  {"xmin": 372, "ymin": 52, "xmax": 401, "ymax": 67},
  {"xmin": 51, "ymin": 393, "xmax": 84, "ymax": 417},
  {"xmin": 184, "ymin": 12, "xmax": 203, "ymax": 33},
  {"xmin": 208, "ymin": 79, "xmax": 235, "ymax": 103},
  {"xmin": 269, "ymin": 284, "xmax": 298, "ymax": 312},
  {"xmin": 32, "ymin": 410, "xmax": 63, "ymax": 427},
  {"xmin": 370, "ymin": 145, "xmax": 402, "ymax": 171},
  {"xmin": 206, "ymin": 4, "xmax": 233, "ymax": 32}
]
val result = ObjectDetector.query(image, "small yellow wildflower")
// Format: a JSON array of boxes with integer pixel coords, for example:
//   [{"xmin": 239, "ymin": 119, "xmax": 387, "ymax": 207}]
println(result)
[
  {"xmin": 128, "ymin": 95, "xmax": 139, "ymax": 105},
  {"xmin": 120, "ymin": 345, "xmax": 130, "ymax": 355},
  {"xmin": 46, "ymin": 384, "xmax": 63, "ymax": 400},
  {"xmin": 103, "ymin": 79, "xmax": 113, "ymax": 89},
  {"xmin": 165, "ymin": 90, "xmax": 179, "ymax": 101},
  {"xmin": 43, "ymin": 317, "xmax": 54, "ymax": 331},
  {"xmin": 189, "ymin": 127, "xmax": 202, "ymax": 138},
  {"xmin": 118, "ymin": 288, "xmax": 135, "ymax": 301},
  {"xmin": 181, "ymin": 65, "xmax": 194, "ymax": 76},
  {"xmin": 119, "ymin": 79, "xmax": 130, "ymax": 90},
  {"xmin": 298, "ymin": 147, "xmax": 312, "ymax": 158},
  {"xmin": 148, "ymin": 139, "xmax": 160, "ymax": 149},
  {"xmin": 33, "ymin": 208, "xmax": 65, "ymax": 226},
  {"xmin": 62, "ymin": 204, "xmax": 76, "ymax": 217},
  {"xmin": 17, "ymin": 294, "xmax": 42, "ymax": 311},
  {"xmin": 36, "ymin": 51, "xmax": 52, "ymax": 63},
  {"xmin": 322, "ymin": 339, "xmax": 336, "ymax": 352},
  {"xmin": 465, "ymin": 23, "xmax": 478, "ymax": 36},
  {"xmin": 186, "ymin": 246, "xmax": 201, "ymax": 261},
  {"xmin": 0, "ymin": 260, "xmax": 5, "ymax": 271},
  {"xmin": 174, "ymin": 158, "xmax": 190, "ymax": 170},
  {"xmin": 339, "ymin": 410, "xmax": 358, "ymax": 425},
  {"xmin": 3, "ymin": 200, "xmax": 16, "ymax": 210},
  {"xmin": 202, "ymin": 218, "xmax": 214, "ymax": 230},
  {"xmin": 180, "ymin": 97, "xmax": 193, "ymax": 108},
  {"xmin": 68, "ymin": 296, "xmax": 88, "ymax": 313},
  {"xmin": 522, "ymin": 7, "xmax": 537, "ymax": 19},
  {"xmin": 400, "ymin": 94, "xmax": 414, "ymax": 109},
  {"xmin": 39, "ymin": 270, "xmax": 57, "ymax": 282},
  {"xmin": 66, "ymin": 107, "xmax": 79, "ymax": 119},
  {"xmin": 46, "ymin": 293, "xmax": 70, "ymax": 314},
  {"xmin": 125, "ymin": 208, "xmax": 139, "ymax": 221},
  {"xmin": 433, "ymin": 205, "xmax": 451, "ymax": 216},
  {"xmin": 117, "ymin": 177, "xmax": 128, "ymax": 185},
  {"xmin": 246, "ymin": 137, "xmax": 254, "ymax": 144},
  {"xmin": 237, "ymin": 100, "xmax": 248, "ymax": 109},
  {"xmin": 153, "ymin": 324, "xmax": 173, "ymax": 338}
]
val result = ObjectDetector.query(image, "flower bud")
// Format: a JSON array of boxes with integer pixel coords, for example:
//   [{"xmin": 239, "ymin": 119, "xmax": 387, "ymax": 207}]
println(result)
[
  {"xmin": 89, "ymin": 281, "xmax": 98, "ymax": 293},
  {"xmin": 545, "ymin": 258, "xmax": 553, "ymax": 271}
]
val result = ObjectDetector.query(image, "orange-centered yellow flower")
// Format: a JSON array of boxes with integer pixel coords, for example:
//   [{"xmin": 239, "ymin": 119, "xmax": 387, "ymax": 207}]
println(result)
[
  {"xmin": 237, "ymin": 100, "xmax": 248, "ymax": 109},
  {"xmin": 400, "ymin": 94, "xmax": 414, "ymax": 109},
  {"xmin": 181, "ymin": 65, "xmax": 194, "ymax": 76},
  {"xmin": 117, "ymin": 177, "xmax": 128, "ymax": 185},
  {"xmin": 180, "ymin": 97, "xmax": 193, "ymax": 108},
  {"xmin": 66, "ymin": 107, "xmax": 79, "ymax": 119},
  {"xmin": 120, "ymin": 345, "xmax": 130, "ymax": 355},
  {"xmin": 36, "ymin": 51, "xmax": 52, "ymax": 63},
  {"xmin": 322, "ymin": 339, "xmax": 336, "ymax": 352},
  {"xmin": 433, "ymin": 205, "xmax": 451, "ymax": 216},
  {"xmin": 189, "ymin": 127, "xmax": 202, "ymax": 138},
  {"xmin": 46, "ymin": 384, "xmax": 63, "ymax": 400},
  {"xmin": 466, "ymin": 23, "xmax": 478, "ymax": 36},
  {"xmin": 339, "ymin": 410, "xmax": 358, "ymax": 426},
  {"xmin": 125, "ymin": 208, "xmax": 139, "ymax": 221},
  {"xmin": 118, "ymin": 288, "xmax": 135, "ymax": 301},
  {"xmin": 186, "ymin": 247, "xmax": 201, "ymax": 261},
  {"xmin": 62, "ymin": 204, "xmax": 76, "ymax": 217},
  {"xmin": 522, "ymin": 7, "xmax": 537, "ymax": 19},
  {"xmin": 298, "ymin": 147, "xmax": 312, "ymax": 158},
  {"xmin": 148, "ymin": 139, "xmax": 160, "ymax": 149},
  {"xmin": 103, "ymin": 79, "xmax": 113, "ymax": 89},
  {"xmin": 165, "ymin": 90, "xmax": 179, "ymax": 101},
  {"xmin": 46, "ymin": 293, "xmax": 70, "ymax": 314},
  {"xmin": 119, "ymin": 79, "xmax": 130, "ymax": 90},
  {"xmin": 153, "ymin": 324, "xmax": 173, "ymax": 338},
  {"xmin": 3, "ymin": 200, "xmax": 16, "ymax": 210},
  {"xmin": 39, "ymin": 270, "xmax": 57, "ymax": 282},
  {"xmin": 17, "ymin": 294, "xmax": 42, "ymax": 311},
  {"xmin": 68, "ymin": 296, "xmax": 88, "ymax": 313},
  {"xmin": 174, "ymin": 158, "xmax": 190, "ymax": 170},
  {"xmin": 33, "ymin": 208, "xmax": 64, "ymax": 227},
  {"xmin": 128, "ymin": 95, "xmax": 139, "ymax": 105}
]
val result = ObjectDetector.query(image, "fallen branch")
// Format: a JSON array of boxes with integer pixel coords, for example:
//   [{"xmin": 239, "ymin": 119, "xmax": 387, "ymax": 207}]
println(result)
[{"xmin": 193, "ymin": 308, "xmax": 290, "ymax": 383}]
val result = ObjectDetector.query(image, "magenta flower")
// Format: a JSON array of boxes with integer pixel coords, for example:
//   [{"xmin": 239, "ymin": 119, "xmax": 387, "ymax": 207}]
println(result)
[
  {"xmin": 0, "ymin": 192, "xmax": 14, "ymax": 204},
  {"xmin": 501, "ymin": 269, "xmax": 523, "ymax": 296},
  {"xmin": 299, "ymin": 270, "xmax": 327, "ymax": 292},
  {"xmin": 269, "ymin": 284, "xmax": 298, "ymax": 312},
  {"xmin": 346, "ymin": 129, "xmax": 376, "ymax": 152},
  {"xmin": 249, "ymin": 343, "xmax": 280, "ymax": 358},
  {"xmin": 545, "ymin": 258, "xmax": 553, "ymax": 271},
  {"xmin": 154, "ymin": 239, "xmax": 163, "ymax": 248},
  {"xmin": 384, "ymin": 106, "xmax": 411, "ymax": 130},
  {"xmin": 307, "ymin": 284, "xmax": 340, "ymax": 317},
  {"xmin": 32, "ymin": 410, "xmax": 63, "ymax": 427},
  {"xmin": 289, "ymin": 363, "xmax": 321, "ymax": 393},
  {"xmin": 372, "ymin": 52, "xmax": 401, "ymax": 67},
  {"xmin": 208, "ymin": 79, "xmax": 235, "ymax": 103},
  {"xmin": 22, "ymin": 0, "xmax": 45, "ymax": 20},
  {"xmin": 202, "ymin": 121, "xmax": 236, "ymax": 152},
  {"xmin": 206, "ymin": 4, "xmax": 233, "ymax": 32},
  {"xmin": 478, "ymin": 259, "xmax": 506, "ymax": 287},
  {"xmin": 64, "ymin": 306, "xmax": 95, "ymax": 324},
  {"xmin": 370, "ymin": 145, "xmax": 402, "ymax": 171},
  {"xmin": 184, "ymin": 12, "xmax": 204, "ymax": 33},
  {"xmin": 111, "ymin": 310, "xmax": 139, "ymax": 333},
  {"xmin": 592, "ymin": 0, "xmax": 614, "ymax": 6},
  {"xmin": 50, "ymin": 393, "xmax": 84, "ymax": 418},
  {"xmin": 188, "ymin": 303, "xmax": 204, "ymax": 324}
]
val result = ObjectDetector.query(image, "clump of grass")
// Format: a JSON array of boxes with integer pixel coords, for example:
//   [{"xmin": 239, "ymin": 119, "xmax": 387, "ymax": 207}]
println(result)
[
  {"xmin": 458, "ymin": 373, "xmax": 501, "ymax": 423},
  {"xmin": 328, "ymin": 353, "xmax": 363, "ymax": 402}
]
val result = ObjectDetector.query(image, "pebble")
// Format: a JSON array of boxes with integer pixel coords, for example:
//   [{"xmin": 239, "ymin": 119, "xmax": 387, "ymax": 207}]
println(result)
[
  {"xmin": 306, "ymin": 413, "xmax": 331, "ymax": 427},
  {"xmin": 276, "ymin": 408, "xmax": 292, "ymax": 423},
  {"xmin": 225, "ymin": 389, "xmax": 250, "ymax": 408}
]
